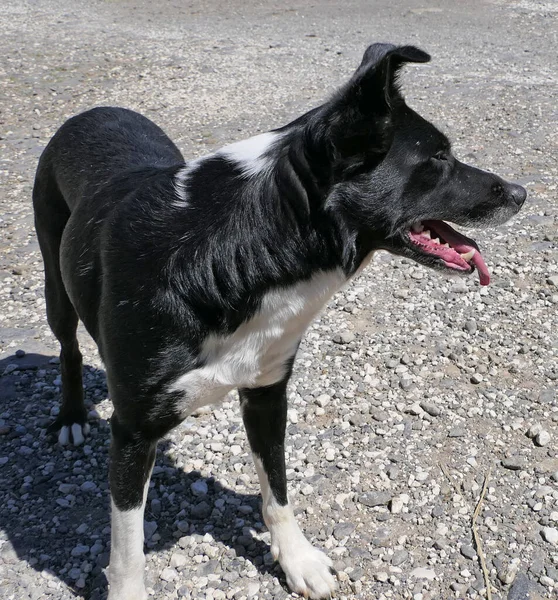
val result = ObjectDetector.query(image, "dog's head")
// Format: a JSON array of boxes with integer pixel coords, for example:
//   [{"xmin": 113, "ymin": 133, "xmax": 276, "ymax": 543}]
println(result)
[{"xmin": 308, "ymin": 43, "xmax": 526, "ymax": 285}]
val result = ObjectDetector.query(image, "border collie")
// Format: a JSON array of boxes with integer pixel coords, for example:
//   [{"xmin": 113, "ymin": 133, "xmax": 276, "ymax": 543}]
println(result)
[{"xmin": 33, "ymin": 43, "xmax": 526, "ymax": 599}]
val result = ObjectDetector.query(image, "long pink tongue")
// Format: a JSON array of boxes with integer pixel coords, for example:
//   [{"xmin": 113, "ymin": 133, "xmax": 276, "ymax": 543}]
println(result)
[{"xmin": 423, "ymin": 220, "xmax": 491, "ymax": 286}]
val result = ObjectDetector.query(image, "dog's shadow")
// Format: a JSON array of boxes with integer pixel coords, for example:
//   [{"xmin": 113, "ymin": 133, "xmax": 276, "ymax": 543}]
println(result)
[{"xmin": 0, "ymin": 354, "xmax": 282, "ymax": 600}]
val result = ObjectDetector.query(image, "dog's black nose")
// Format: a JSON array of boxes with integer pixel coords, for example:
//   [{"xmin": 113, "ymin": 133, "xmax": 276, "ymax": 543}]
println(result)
[{"xmin": 508, "ymin": 183, "xmax": 527, "ymax": 207}]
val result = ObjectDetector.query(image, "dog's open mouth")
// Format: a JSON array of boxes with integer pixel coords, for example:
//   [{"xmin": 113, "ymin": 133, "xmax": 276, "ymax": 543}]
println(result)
[{"xmin": 408, "ymin": 220, "xmax": 490, "ymax": 285}]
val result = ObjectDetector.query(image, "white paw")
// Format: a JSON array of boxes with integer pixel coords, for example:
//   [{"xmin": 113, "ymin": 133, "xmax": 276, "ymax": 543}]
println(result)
[
  {"xmin": 58, "ymin": 422, "xmax": 90, "ymax": 446},
  {"xmin": 107, "ymin": 583, "xmax": 148, "ymax": 600},
  {"xmin": 275, "ymin": 539, "xmax": 337, "ymax": 599}
]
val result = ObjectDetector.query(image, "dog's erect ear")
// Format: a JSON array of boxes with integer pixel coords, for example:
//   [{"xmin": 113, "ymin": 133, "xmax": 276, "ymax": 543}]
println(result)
[
  {"xmin": 349, "ymin": 43, "xmax": 430, "ymax": 112},
  {"xmin": 327, "ymin": 43, "xmax": 430, "ymax": 158}
]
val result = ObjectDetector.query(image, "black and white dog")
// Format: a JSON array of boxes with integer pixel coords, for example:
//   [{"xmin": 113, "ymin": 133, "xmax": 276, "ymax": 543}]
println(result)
[{"xmin": 33, "ymin": 43, "xmax": 525, "ymax": 599}]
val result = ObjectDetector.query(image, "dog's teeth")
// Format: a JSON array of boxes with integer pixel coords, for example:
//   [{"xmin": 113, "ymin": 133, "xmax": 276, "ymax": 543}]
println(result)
[
  {"xmin": 412, "ymin": 223, "xmax": 424, "ymax": 233},
  {"xmin": 432, "ymin": 237, "xmax": 440, "ymax": 245},
  {"xmin": 460, "ymin": 249, "xmax": 476, "ymax": 262},
  {"xmin": 443, "ymin": 243, "xmax": 450, "ymax": 248},
  {"xmin": 422, "ymin": 230, "xmax": 431, "ymax": 239}
]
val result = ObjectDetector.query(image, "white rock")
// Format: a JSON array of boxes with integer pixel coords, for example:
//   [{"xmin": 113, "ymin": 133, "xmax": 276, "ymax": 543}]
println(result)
[
  {"xmin": 170, "ymin": 553, "xmax": 188, "ymax": 568},
  {"xmin": 542, "ymin": 527, "xmax": 558, "ymax": 544},
  {"xmin": 410, "ymin": 567, "xmax": 436, "ymax": 580},
  {"xmin": 527, "ymin": 422, "xmax": 543, "ymax": 438},
  {"xmin": 315, "ymin": 394, "xmax": 331, "ymax": 408},
  {"xmin": 535, "ymin": 430, "xmax": 551, "ymax": 447},
  {"xmin": 390, "ymin": 496, "xmax": 405, "ymax": 514},
  {"xmin": 160, "ymin": 567, "xmax": 178, "ymax": 582}
]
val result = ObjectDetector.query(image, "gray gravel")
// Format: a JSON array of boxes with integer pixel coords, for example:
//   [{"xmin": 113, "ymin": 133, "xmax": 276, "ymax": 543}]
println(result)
[{"xmin": 1, "ymin": 0, "xmax": 557, "ymax": 599}]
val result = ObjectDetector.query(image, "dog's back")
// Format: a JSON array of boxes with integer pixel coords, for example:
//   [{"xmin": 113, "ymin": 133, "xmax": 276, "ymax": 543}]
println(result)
[{"xmin": 34, "ymin": 106, "xmax": 184, "ymax": 211}]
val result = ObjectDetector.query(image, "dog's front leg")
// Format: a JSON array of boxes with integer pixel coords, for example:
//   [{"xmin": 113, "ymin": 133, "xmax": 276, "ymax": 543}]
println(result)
[
  {"xmin": 107, "ymin": 413, "xmax": 156, "ymax": 600},
  {"xmin": 240, "ymin": 379, "xmax": 337, "ymax": 600}
]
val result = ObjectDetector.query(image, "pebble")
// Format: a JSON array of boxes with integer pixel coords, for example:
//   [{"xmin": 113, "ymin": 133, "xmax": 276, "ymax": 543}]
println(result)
[
  {"xmin": 160, "ymin": 567, "xmax": 178, "ymax": 582},
  {"xmin": 460, "ymin": 545, "xmax": 476, "ymax": 560},
  {"xmin": 502, "ymin": 457, "xmax": 525, "ymax": 471},
  {"xmin": 507, "ymin": 573, "xmax": 542, "ymax": 599},
  {"xmin": 391, "ymin": 549, "xmax": 409, "ymax": 567},
  {"xmin": 410, "ymin": 567, "xmax": 436, "ymax": 580},
  {"xmin": 333, "ymin": 331, "xmax": 355, "ymax": 344},
  {"xmin": 333, "ymin": 522, "xmax": 355, "ymax": 539},
  {"xmin": 420, "ymin": 401, "xmax": 441, "ymax": 417},
  {"xmin": 498, "ymin": 558, "xmax": 521, "ymax": 584},
  {"xmin": 541, "ymin": 527, "xmax": 558, "ymax": 545},
  {"xmin": 534, "ymin": 430, "xmax": 551, "ymax": 447},
  {"xmin": 170, "ymin": 553, "xmax": 188, "ymax": 568},
  {"xmin": 359, "ymin": 491, "xmax": 392, "ymax": 507},
  {"xmin": 191, "ymin": 479, "xmax": 208, "ymax": 496}
]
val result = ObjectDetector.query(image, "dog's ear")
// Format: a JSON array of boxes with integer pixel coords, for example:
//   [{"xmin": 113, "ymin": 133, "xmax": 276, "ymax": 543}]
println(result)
[{"xmin": 327, "ymin": 43, "xmax": 430, "ymax": 159}]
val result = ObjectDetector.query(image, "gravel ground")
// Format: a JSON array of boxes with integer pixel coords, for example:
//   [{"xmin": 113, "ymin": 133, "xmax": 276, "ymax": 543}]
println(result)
[{"xmin": 1, "ymin": 1, "xmax": 557, "ymax": 599}]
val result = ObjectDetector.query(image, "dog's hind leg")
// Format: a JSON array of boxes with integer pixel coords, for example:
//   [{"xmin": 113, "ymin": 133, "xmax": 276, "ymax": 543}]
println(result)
[
  {"xmin": 240, "ymin": 378, "xmax": 337, "ymax": 600},
  {"xmin": 33, "ymin": 168, "xmax": 88, "ymax": 445},
  {"xmin": 107, "ymin": 412, "xmax": 157, "ymax": 600}
]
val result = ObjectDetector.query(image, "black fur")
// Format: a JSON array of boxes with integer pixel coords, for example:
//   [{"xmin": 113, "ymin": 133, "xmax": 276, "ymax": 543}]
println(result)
[{"xmin": 33, "ymin": 42, "xmax": 525, "ymax": 598}]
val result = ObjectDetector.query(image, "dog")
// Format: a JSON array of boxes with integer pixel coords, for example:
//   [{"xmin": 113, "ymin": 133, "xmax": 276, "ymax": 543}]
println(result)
[{"xmin": 33, "ymin": 43, "xmax": 526, "ymax": 599}]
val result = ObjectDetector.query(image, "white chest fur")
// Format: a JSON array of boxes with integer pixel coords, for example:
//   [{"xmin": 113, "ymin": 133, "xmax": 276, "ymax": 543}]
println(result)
[{"xmin": 169, "ymin": 269, "xmax": 345, "ymax": 415}]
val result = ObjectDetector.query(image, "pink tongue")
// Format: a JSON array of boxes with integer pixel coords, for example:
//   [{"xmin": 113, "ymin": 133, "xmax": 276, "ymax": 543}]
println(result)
[{"xmin": 423, "ymin": 220, "xmax": 491, "ymax": 286}]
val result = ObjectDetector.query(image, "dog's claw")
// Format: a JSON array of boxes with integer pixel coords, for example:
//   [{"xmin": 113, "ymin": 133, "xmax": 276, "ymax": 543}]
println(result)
[{"xmin": 49, "ymin": 419, "xmax": 90, "ymax": 446}]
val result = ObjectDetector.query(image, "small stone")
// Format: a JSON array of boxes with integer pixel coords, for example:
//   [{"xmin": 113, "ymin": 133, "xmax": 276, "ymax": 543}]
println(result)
[
  {"xmin": 58, "ymin": 483, "xmax": 75, "ymax": 494},
  {"xmin": 527, "ymin": 423, "xmax": 543, "ymax": 438},
  {"xmin": 391, "ymin": 549, "xmax": 409, "ymax": 567},
  {"xmin": 170, "ymin": 553, "xmax": 188, "ymax": 568},
  {"xmin": 451, "ymin": 281, "xmax": 468, "ymax": 293},
  {"xmin": 470, "ymin": 373, "xmax": 483, "ymax": 384},
  {"xmin": 390, "ymin": 496, "xmax": 405, "ymax": 514},
  {"xmin": 15, "ymin": 349, "xmax": 26, "ymax": 358},
  {"xmin": 502, "ymin": 457, "xmax": 524, "ymax": 471},
  {"xmin": 71, "ymin": 544, "xmax": 90, "ymax": 557},
  {"xmin": 359, "ymin": 491, "xmax": 392, "ymax": 507},
  {"xmin": 410, "ymin": 567, "xmax": 436, "ymax": 580},
  {"xmin": 420, "ymin": 401, "xmax": 441, "ymax": 417},
  {"xmin": 534, "ymin": 430, "xmax": 551, "ymax": 447},
  {"xmin": 80, "ymin": 481, "xmax": 97, "ymax": 492},
  {"xmin": 375, "ymin": 572, "xmax": 389, "ymax": 582},
  {"xmin": 75, "ymin": 523, "xmax": 88, "ymax": 535},
  {"xmin": 498, "ymin": 558, "xmax": 521, "ymax": 585},
  {"xmin": 144, "ymin": 521, "xmax": 158, "ymax": 539},
  {"xmin": 460, "ymin": 545, "xmax": 476, "ymax": 560},
  {"xmin": 507, "ymin": 573, "xmax": 542, "ymax": 600},
  {"xmin": 325, "ymin": 448, "xmax": 336, "ymax": 461},
  {"xmin": 465, "ymin": 319, "xmax": 477, "ymax": 334},
  {"xmin": 448, "ymin": 426, "xmax": 467, "ymax": 438},
  {"xmin": 333, "ymin": 522, "xmax": 355, "ymax": 540},
  {"xmin": 160, "ymin": 567, "xmax": 178, "ymax": 582},
  {"xmin": 547, "ymin": 275, "xmax": 558, "ymax": 287},
  {"xmin": 315, "ymin": 394, "xmax": 330, "ymax": 408},
  {"xmin": 541, "ymin": 527, "xmax": 558, "ymax": 545},
  {"xmin": 191, "ymin": 480, "xmax": 208, "ymax": 496},
  {"xmin": 191, "ymin": 501, "xmax": 211, "ymax": 519},
  {"xmin": 333, "ymin": 331, "xmax": 355, "ymax": 344}
]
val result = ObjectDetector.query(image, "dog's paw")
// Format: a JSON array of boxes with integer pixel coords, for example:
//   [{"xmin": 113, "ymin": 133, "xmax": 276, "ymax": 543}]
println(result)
[
  {"xmin": 48, "ymin": 418, "xmax": 90, "ymax": 446},
  {"xmin": 276, "ymin": 540, "xmax": 337, "ymax": 599},
  {"xmin": 107, "ymin": 583, "xmax": 148, "ymax": 600}
]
